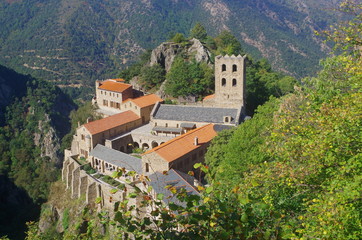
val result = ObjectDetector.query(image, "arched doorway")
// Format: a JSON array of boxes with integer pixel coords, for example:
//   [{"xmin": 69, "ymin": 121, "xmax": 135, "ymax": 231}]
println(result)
[
  {"xmin": 133, "ymin": 142, "xmax": 140, "ymax": 149},
  {"xmin": 142, "ymin": 143, "xmax": 149, "ymax": 150},
  {"xmin": 151, "ymin": 141, "xmax": 159, "ymax": 149}
]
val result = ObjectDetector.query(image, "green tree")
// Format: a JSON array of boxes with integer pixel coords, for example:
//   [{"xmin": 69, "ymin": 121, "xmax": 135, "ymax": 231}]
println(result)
[
  {"xmin": 171, "ymin": 33, "xmax": 186, "ymax": 43},
  {"xmin": 215, "ymin": 31, "xmax": 244, "ymax": 55},
  {"xmin": 139, "ymin": 64, "xmax": 166, "ymax": 90},
  {"xmin": 118, "ymin": 50, "xmax": 152, "ymax": 82},
  {"xmin": 190, "ymin": 23, "xmax": 207, "ymax": 41},
  {"xmin": 165, "ymin": 58, "xmax": 214, "ymax": 97},
  {"xmin": 206, "ymin": 97, "xmax": 280, "ymax": 186},
  {"xmin": 319, "ymin": 0, "xmax": 362, "ymax": 55},
  {"xmin": 165, "ymin": 58, "xmax": 191, "ymax": 97}
]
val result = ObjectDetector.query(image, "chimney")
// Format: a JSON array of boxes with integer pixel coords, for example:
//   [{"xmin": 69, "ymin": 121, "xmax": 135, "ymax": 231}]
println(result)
[
  {"xmin": 77, "ymin": 121, "xmax": 80, "ymax": 127},
  {"xmin": 86, "ymin": 117, "xmax": 91, "ymax": 123},
  {"xmin": 194, "ymin": 137, "xmax": 198, "ymax": 146}
]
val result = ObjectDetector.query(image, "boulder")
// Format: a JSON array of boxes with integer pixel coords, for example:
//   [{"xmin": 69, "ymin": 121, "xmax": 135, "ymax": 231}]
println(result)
[{"xmin": 150, "ymin": 38, "xmax": 211, "ymax": 72}]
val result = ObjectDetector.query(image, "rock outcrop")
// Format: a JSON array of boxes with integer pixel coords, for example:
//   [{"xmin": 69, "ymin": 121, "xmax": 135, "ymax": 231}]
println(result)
[
  {"xmin": 150, "ymin": 38, "xmax": 211, "ymax": 72},
  {"xmin": 150, "ymin": 42, "xmax": 182, "ymax": 72},
  {"xmin": 187, "ymin": 38, "xmax": 212, "ymax": 63},
  {"xmin": 34, "ymin": 114, "xmax": 62, "ymax": 167}
]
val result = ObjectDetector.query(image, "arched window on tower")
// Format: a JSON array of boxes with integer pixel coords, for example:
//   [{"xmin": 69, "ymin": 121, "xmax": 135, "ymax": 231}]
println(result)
[
  {"xmin": 232, "ymin": 64, "xmax": 237, "ymax": 72},
  {"xmin": 232, "ymin": 79, "xmax": 237, "ymax": 86},
  {"xmin": 222, "ymin": 64, "xmax": 226, "ymax": 72},
  {"xmin": 222, "ymin": 78, "xmax": 226, "ymax": 86}
]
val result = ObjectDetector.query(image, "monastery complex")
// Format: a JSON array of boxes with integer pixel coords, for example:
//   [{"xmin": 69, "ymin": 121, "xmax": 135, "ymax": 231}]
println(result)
[{"xmin": 62, "ymin": 55, "xmax": 247, "ymax": 211}]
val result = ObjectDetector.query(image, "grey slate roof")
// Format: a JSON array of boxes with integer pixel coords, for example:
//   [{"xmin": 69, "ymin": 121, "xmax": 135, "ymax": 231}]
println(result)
[
  {"xmin": 149, "ymin": 169, "xmax": 200, "ymax": 206},
  {"xmin": 153, "ymin": 104, "xmax": 239, "ymax": 124},
  {"xmin": 90, "ymin": 144, "xmax": 142, "ymax": 174}
]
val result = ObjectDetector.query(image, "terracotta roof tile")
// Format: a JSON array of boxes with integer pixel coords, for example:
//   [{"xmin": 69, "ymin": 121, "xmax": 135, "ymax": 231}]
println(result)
[
  {"xmin": 98, "ymin": 80, "xmax": 132, "ymax": 93},
  {"xmin": 203, "ymin": 94, "xmax": 215, "ymax": 101},
  {"xmin": 112, "ymin": 78, "xmax": 125, "ymax": 82},
  {"xmin": 143, "ymin": 124, "xmax": 217, "ymax": 162},
  {"xmin": 84, "ymin": 110, "xmax": 140, "ymax": 135},
  {"xmin": 124, "ymin": 94, "xmax": 163, "ymax": 108}
]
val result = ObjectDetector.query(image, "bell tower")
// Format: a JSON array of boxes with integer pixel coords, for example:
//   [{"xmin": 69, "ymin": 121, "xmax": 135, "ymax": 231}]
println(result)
[{"xmin": 214, "ymin": 54, "xmax": 246, "ymax": 109}]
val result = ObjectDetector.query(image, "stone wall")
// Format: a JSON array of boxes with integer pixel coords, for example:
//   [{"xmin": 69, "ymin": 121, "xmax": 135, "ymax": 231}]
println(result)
[
  {"xmin": 142, "ymin": 151, "xmax": 170, "ymax": 174},
  {"xmin": 151, "ymin": 118, "xmax": 209, "ymax": 130},
  {"xmin": 62, "ymin": 154, "xmax": 138, "ymax": 213}
]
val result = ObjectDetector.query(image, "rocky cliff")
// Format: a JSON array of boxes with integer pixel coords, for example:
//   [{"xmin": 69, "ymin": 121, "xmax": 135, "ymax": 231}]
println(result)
[
  {"xmin": 150, "ymin": 38, "xmax": 211, "ymax": 72},
  {"xmin": 34, "ymin": 115, "xmax": 62, "ymax": 167}
]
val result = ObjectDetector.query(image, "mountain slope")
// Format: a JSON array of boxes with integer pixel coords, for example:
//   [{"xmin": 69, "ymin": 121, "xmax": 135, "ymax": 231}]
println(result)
[
  {"xmin": 0, "ymin": 0, "xmax": 341, "ymax": 84},
  {"xmin": 0, "ymin": 64, "xmax": 76, "ymax": 239}
]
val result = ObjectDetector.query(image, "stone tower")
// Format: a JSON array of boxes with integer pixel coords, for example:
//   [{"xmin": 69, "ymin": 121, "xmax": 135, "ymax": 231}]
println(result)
[{"xmin": 204, "ymin": 55, "xmax": 246, "ymax": 110}]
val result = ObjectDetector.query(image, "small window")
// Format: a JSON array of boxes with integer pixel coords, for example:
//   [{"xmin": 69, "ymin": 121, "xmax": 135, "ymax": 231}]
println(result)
[
  {"xmin": 222, "ymin": 64, "xmax": 226, "ymax": 72},
  {"xmin": 165, "ymin": 123, "xmax": 168, "ymax": 127},
  {"xmin": 222, "ymin": 78, "xmax": 226, "ymax": 86},
  {"xmin": 225, "ymin": 117, "xmax": 229, "ymax": 123},
  {"xmin": 232, "ymin": 64, "xmax": 237, "ymax": 72},
  {"xmin": 232, "ymin": 79, "xmax": 237, "ymax": 86},
  {"xmin": 145, "ymin": 163, "xmax": 149, "ymax": 172},
  {"xmin": 176, "ymin": 124, "xmax": 179, "ymax": 128}
]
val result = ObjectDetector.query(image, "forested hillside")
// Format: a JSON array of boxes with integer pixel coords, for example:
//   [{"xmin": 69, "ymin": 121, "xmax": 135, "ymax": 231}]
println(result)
[
  {"xmin": 0, "ymin": 66, "xmax": 75, "ymax": 239},
  {"xmin": 0, "ymin": 0, "xmax": 340, "ymax": 87}
]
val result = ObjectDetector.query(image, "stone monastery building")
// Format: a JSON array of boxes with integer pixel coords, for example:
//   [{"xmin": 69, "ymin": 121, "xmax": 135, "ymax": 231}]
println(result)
[{"xmin": 63, "ymin": 55, "xmax": 247, "ymax": 211}]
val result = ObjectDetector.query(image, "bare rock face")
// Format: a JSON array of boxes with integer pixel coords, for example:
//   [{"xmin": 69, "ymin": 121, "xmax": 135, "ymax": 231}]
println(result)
[
  {"xmin": 33, "ymin": 114, "xmax": 62, "ymax": 167},
  {"xmin": 150, "ymin": 42, "xmax": 182, "ymax": 72},
  {"xmin": 188, "ymin": 38, "xmax": 212, "ymax": 63},
  {"xmin": 155, "ymin": 80, "xmax": 168, "ymax": 99},
  {"xmin": 150, "ymin": 38, "xmax": 211, "ymax": 72},
  {"xmin": 38, "ymin": 206, "xmax": 60, "ymax": 233}
]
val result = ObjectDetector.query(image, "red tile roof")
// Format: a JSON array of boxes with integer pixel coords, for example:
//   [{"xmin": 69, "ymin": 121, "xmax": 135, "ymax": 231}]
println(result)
[
  {"xmin": 112, "ymin": 78, "xmax": 125, "ymax": 82},
  {"xmin": 143, "ymin": 124, "xmax": 217, "ymax": 162},
  {"xmin": 124, "ymin": 94, "xmax": 163, "ymax": 108},
  {"xmin": 84, "ymin": 110, "xmax": 140, "ymax": 135},
  {"xmin": 98, "ymin": 80, "xmax": 132, "ymax": 93}
]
